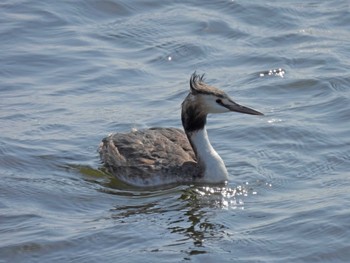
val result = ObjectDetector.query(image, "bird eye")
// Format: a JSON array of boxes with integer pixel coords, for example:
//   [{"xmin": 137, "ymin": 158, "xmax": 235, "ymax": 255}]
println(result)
[{"xmin": 216, "ymin": 99, "xmax": 222, "ymax": 104}]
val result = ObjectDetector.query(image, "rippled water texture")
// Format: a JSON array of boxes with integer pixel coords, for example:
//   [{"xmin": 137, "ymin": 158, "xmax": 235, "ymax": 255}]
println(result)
[{"xmin": 1, "ymin": 1, "xmax": 350, "ymax": 262}]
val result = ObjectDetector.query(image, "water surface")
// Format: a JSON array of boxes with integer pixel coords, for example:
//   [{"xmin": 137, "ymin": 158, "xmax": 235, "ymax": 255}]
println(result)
[{"xmin": 1, "ymin": 0, "xmax": 350, "ymax": 262}]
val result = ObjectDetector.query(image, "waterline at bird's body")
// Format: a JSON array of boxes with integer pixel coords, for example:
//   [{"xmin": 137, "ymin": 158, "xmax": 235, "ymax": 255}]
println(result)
[{"xmin": 99, "ymin": 73, "xmax": 263, "ymax": 187}]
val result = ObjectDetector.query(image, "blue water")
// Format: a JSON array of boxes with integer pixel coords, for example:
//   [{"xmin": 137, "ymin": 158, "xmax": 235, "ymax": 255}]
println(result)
[{"xmin": 1, "ymin": 0, "xmax": 350, "ymax": 262}]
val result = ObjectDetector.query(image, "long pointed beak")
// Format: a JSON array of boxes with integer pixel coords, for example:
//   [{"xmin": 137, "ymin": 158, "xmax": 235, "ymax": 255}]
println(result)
[{"xmin": 225, "ymin": 100, "xmax": 264, "ymax": 116}]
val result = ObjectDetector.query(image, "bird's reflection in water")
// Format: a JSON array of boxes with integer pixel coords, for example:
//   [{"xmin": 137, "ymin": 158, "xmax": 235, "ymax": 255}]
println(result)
[
  {"xmin": 169, "ymin": 184, "xmax": 255, "ymax": 248},
  {"xmin": 104, "ymin": 182, "xmax": 258, "ymax": 257}
]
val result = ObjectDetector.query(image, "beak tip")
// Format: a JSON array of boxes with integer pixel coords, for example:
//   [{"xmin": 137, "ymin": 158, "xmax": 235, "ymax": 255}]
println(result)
[{"xmin": 226, "ymin": 101, "xmax": 264, "ymax": 116}]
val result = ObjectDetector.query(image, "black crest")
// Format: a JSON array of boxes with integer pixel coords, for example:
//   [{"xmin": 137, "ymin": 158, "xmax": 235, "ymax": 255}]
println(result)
[{"xmin": 190, "ymin": 72, "xmax": 205, "ymax": 94}]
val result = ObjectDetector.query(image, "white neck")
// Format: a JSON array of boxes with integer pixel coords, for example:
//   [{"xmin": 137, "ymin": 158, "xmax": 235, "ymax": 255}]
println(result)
[{"xmin": 189, "ymin": 128, "xmax": 228, "ymax": 183}]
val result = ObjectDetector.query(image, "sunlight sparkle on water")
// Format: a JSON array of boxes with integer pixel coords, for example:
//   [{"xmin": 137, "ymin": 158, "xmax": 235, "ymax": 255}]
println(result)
[
  {"xmin": 259, "ymin": 68, "xmax": 285, "ymax": 78},
  {"xmin": 194, "ymin": 185, "xmax": 254, "ymax": 210},
  {"xmin": 268, "ymin": 118, "xmax": 283, "ymax": 124}
]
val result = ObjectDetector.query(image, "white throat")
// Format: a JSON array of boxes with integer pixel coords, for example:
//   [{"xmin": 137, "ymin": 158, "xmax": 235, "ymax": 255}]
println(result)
[{"xmin": 189, "ymin": 128, "xmax": 228, "ymax": 183}]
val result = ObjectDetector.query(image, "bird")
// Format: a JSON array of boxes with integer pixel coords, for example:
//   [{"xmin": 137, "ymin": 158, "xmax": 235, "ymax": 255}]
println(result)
[{"xmin": 99, "ymin": 73, "xmax": 263, "ymax": 187}]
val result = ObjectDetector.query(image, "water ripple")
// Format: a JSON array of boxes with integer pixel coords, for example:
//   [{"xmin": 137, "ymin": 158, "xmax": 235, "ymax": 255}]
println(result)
[{"xmin": 1, "ymin": 0, "xmax": 350, "ymax": 262}]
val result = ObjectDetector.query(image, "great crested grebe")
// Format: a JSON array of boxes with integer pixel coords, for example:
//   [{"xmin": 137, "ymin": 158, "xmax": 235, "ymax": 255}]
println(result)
[{"xmin": 99, "ymin": 73, "xmax": 263, "ymax": 187}]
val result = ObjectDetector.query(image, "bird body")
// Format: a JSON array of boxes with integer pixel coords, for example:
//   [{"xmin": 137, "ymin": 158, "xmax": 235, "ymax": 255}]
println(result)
[
  {"xmin": 99, "ymin": 73, "xmax": 263, "ymax": 187},
  {"xmin": 100, "ymin": 127, "xmax": 200, "ymax": 186}
]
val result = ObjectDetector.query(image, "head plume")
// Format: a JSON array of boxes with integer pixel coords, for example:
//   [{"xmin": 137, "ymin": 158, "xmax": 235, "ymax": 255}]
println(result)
[{"xmin": 190, "ymin": 72, "xmax": 206, "ymax": 94}]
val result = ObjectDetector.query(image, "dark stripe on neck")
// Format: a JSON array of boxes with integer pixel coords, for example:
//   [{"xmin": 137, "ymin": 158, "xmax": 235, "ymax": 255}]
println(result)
[{"xmin": 181, "ymin": 105, "xmax": 207, "ymax": 133}]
